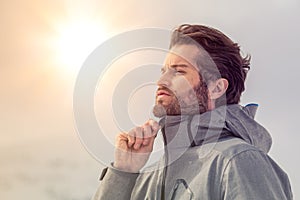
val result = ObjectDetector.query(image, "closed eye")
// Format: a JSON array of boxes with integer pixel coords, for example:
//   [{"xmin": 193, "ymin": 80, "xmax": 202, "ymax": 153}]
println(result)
[{"xmin": 175, "ymin": 70, "xmax": 186, "ymax": 74}]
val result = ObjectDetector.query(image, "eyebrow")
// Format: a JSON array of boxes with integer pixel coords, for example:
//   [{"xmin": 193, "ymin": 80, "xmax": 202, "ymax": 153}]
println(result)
[
  {"xmin": 161, "ymin": 64, "xmax": 189, "ymax": 72},
  {"xmin": 171, "ymin": 64, "xmax": 189, "ymax": 68}
]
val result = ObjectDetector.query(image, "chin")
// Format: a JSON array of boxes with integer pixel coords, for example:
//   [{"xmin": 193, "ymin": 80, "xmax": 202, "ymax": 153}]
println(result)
[
  {"xmin": 152, "ymin": 104, "xmax": 167, "ymax": 118},
  {"xmin": 153, "ymin": 101, "xmax": 182, "ymax": 117}
]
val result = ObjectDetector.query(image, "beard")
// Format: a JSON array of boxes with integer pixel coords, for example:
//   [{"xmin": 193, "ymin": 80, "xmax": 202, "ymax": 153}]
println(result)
[{"xmin": 152, "ymin": 83, "xmax": 208, "ymax": 118}]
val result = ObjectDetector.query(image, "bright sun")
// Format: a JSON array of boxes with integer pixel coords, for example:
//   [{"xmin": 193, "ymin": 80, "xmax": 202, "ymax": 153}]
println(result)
[{"xmin": 52, "ymin": 18, "xmax": 106, "ymax": 73}]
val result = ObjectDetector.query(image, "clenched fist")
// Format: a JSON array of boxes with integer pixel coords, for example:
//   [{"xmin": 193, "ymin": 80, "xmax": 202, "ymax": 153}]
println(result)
[{"xmin": 114, "ymin": 119, "xmax": 160, "ymax": 173}]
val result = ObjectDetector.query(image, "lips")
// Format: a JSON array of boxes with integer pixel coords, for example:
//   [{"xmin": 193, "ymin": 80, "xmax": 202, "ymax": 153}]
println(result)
[
  {"xmin": 157, "ymin": 90, "xmax": 171, "ymax": 96},
  {"xmin": 156, "ymin": 87, "xmax": 173, "ymax": 98}
]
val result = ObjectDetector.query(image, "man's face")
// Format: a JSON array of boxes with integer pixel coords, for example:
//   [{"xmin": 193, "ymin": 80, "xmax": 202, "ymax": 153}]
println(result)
[{"xmin": 153, "ymin": 44, "xmax": 208, "ymax": 117}]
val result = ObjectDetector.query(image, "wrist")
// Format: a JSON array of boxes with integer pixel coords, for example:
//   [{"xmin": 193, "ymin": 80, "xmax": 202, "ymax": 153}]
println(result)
[{"xmin": 113, "ymin": 162, "xmax": 139, "ymax": 173}]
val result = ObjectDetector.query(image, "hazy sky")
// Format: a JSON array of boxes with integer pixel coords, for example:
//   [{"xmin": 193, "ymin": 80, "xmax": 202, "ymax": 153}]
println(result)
[{"xmin": 1, "ymin": 0, "xmax": 299, "ymax": 199}]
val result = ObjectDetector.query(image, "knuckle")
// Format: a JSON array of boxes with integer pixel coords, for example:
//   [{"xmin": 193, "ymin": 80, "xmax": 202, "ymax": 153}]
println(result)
[
  {"xmin": 135, "ymin": 137, "xmax": 142, "ymax": 143},
  {"xmin": 116, "ymin": 132, "xmax": 124, "ymax": 140},
  {"xmin": 128, "ymin": 129, "xmax": 136, "ymax": 137},
  {"xmin": 136, "ymin": 126, "xmax": 143, "ymax": 132},
  {"xmin": 136, "ymin": 127, "xmax": 143, "ymax": 137}
]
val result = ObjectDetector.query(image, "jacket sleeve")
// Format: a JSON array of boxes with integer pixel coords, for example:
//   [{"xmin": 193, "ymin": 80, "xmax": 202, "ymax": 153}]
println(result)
[
  {"xmin": 221, "ymin": 150, "xmax": 293, "ymax": 200},
  {"xmin": 92, "ymin": 166, "xmax": 139, "ymax": 200}
]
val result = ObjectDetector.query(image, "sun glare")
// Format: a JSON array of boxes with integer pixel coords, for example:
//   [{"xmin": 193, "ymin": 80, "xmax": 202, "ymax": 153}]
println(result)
[{"xmin": 52, "ymin": 18, "xmax": 106, "ymax": 73}]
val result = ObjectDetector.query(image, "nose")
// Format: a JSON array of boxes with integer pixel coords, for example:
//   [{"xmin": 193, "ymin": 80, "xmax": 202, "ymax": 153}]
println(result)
[{"xmin": 157, "ymin": 70, "xmax": 171, "ymax": 87}]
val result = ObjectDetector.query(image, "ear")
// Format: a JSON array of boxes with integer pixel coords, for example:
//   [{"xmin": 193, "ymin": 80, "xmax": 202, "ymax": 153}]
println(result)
[{"xmin": 208, "ymin": 78, "xmax": 228, "ymax": 100}]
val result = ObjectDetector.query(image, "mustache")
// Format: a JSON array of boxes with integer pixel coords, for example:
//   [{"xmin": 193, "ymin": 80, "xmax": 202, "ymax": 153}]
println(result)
[{"xmin": 156, "ymin": 86, "xmax": 175, "ymax": 96}]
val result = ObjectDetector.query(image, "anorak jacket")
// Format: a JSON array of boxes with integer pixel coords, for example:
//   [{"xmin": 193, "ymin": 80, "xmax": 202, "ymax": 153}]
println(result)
[{"xmin": 93, "ymin": 104, "xmax": 293, "ymax": 200}]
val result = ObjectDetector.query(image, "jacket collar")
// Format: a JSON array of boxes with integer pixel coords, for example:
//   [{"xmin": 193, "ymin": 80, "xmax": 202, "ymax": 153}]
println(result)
[{"xmin": 159, "ymin": 104, "xmax": 272, "ymax": 153}]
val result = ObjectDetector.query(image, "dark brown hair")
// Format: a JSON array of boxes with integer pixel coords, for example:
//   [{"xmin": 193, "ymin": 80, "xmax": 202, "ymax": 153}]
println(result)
[{"xmin": 170, "ymin": 24, "xmax": 250, "ymax": 105}]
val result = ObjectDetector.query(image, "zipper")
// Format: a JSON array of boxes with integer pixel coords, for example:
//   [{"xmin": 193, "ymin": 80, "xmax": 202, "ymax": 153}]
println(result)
[{"xmin": 161, "ymin": 126, "xmax": 168, "ymax": 200}]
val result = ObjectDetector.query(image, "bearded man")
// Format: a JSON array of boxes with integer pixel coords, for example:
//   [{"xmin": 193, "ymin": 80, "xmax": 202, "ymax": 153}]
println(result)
[{"xmin": 93, "ymin": 24, "xmax": 293, "ymax": 200}]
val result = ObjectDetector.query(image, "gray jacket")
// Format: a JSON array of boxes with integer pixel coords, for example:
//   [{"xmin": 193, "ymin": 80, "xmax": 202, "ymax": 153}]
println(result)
[{"xmin": 93, "ymin": 104, "xmax": 293, "ymax": 200}]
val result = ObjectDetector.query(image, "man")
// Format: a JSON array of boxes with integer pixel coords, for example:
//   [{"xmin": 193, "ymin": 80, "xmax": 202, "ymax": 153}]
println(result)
[{"xmin": 93, "ymin": 24, "xmax": 293, "ymax": 199}]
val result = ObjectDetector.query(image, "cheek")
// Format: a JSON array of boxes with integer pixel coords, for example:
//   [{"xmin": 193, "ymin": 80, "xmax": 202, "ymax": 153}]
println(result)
[{"xmin": 171, "ymin": 76, "xmax": 198, "ymax": 95}]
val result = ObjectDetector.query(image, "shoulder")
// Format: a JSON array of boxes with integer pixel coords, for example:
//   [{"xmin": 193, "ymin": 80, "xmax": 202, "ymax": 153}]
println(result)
[
  {"xmin": 213, "ymin": 138, "xmax": 293, "ymax": 199},
  {"xmin": 189, "ymin": 136, "xmax": 278, "ymax": 175},
  {"xmin": 191, "ymin": 136, "xmax": 264, "ymax": 163},
  {"xmin": 210, "ymin": 137, "xmax": 291, "ymax": 188},
  {"xmin": 213, "ymin": 136, "xmax": 262, "ymax": 160}
]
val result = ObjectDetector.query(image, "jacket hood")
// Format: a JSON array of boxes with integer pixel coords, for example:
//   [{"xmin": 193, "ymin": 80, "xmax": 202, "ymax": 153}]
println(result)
[{"xmin": 160, "ymin": 104, "xmax": 272, "ymax": 153}]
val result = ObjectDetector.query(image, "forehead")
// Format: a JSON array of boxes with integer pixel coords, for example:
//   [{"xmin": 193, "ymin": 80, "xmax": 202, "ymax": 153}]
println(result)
[{"xmin": 164, "ymin": 44, "xmax": 201, "ymax": 68}]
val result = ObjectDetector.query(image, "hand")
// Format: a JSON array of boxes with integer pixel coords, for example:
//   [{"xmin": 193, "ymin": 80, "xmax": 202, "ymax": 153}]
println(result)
[{"xmin": 114, "ymin": 119, "xmax": 160, "ymax": 173}]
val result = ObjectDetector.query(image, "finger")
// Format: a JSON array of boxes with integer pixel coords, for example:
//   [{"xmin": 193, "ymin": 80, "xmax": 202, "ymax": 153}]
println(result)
[
  {"xmin": 115, "ymin": 133, "xmax": 125, "ymax": 145},
  {"xmin": 147, "ymin": 134, "xmax": 156, "ymax": 147},
  {"xmin": 115, "ymin": 133, "xmax": 131, "ymax": 152},
  {"xmin": 148, "ymin": 119, "xmax": 160, "ymax": 135},
  {"xmin": 127, "ymin": 130, "xmax": 135, "ymax": 148},
  {"xmin": 117, "ymin": 132, "xmax": 128, "ymax": 142},
  {"xmin": 142, "ymin": 124, "xmax": 152, "ymax": 146},
  {"xmin": 133, "ymin": 127, "xmax": 143, "ymax": 150}
]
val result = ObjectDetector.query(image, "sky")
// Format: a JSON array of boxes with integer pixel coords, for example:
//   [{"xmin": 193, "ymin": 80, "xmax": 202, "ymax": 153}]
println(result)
[{"xmin": 0, "ymin": 0, "xmax": 299, "ymax": 199}]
